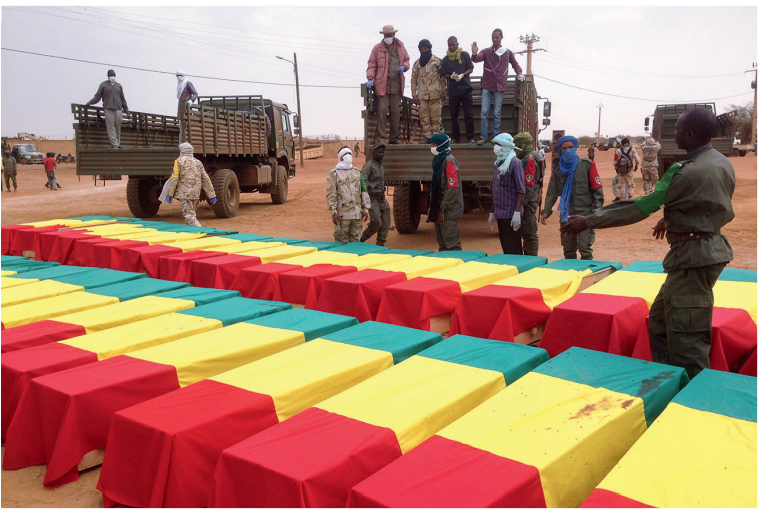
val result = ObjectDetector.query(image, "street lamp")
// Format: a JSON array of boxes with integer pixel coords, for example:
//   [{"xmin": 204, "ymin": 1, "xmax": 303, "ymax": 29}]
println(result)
[{"xmin": 277, "ymin": 54, "xmax": 304, "ymax": 167}]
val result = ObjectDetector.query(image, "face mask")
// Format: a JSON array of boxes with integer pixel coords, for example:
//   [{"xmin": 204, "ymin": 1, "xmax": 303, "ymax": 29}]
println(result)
[
  {"xmin": 495, "ymin": 46, "xmax": 507, "ymax": 56},
  {"xmin": 177, "ymin": 75, "xmax": 185, "ymax": 82},
  {"xmin": 560, "ymin": 148, "xmax": 578, "ymax": 168},
  {"xmin": 384, "ymin": 37, "xmax": 394, "ymax": 45},
  {"xmin": 493, "ymin": 144, "xmax": 502, "ymax": 155},
  {"xmin": 108, "ymin": 76, "xmax": 116, "ymax": 83},
  {"xmin": 342, "ymin": 154, "xmax": 353, "ymax": 166},
  {"xmin": 430, "ymin": 146, "xmax": 439, "ymax": 156}
]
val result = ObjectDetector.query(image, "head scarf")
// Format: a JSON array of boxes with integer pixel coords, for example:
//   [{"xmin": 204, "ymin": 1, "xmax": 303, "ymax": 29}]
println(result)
[
  {"xmin": 179, "ymin": 142, "xmax": 194, "ymax": 156},
  {"xmin": 336, "ymin": 147, "xmax": 353, "ymax": 169},
  {"xmin": 418, "ymin": 39, "xmax": 433, "ymax": 67},
  {"xmin": 492, "ymin": 133, "xmax": 517, "ymax": 176},
  {"xmin": 556, "ymin": 135, "xmax": 579, "ymax": 222},
  {"xmin": 513, "ymin": 131, "xmax": 533, "ymax": 158},
  {"xmin": 176, "ymin": 69, "xmax": 188, "ymax": 99},
  {"xmin": 645, "ymin": 137, "xmax": 656, "ymax": 146},
  {"xmin": 446, "ymin": 46, "xmax": 463, "ymax": 64},
  {"xmin": 621, "ymin": 137, "xmax": 630, "ymax": 145},
  {"xmin": 428, "ymin": 133, "xmax": 451, "ymax": 223}
]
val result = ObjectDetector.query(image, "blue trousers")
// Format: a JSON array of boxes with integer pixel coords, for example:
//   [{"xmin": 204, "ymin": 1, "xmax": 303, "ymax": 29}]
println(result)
[{"xmin": 481, "ymin": 89, "xmax": 504, "ymax": 139}]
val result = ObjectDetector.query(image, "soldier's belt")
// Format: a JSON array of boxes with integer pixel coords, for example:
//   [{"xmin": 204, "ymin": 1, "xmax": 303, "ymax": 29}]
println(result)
[
  {"xmin": 666, "ymin": 231, "xmax": 718, "ymax": 244},
  {"xmin": 369, "ymin": 194, "xmax": 386, "ymax": 201}
]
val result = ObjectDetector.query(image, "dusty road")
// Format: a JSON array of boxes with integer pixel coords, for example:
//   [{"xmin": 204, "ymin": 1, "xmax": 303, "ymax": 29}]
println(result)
[{"xmin": 2, "ymin": 144, "xmax": 756, "ymax": 269}]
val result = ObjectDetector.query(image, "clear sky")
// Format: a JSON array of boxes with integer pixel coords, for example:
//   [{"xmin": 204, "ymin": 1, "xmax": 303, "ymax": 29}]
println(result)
[{"xmin": 1, "ymin": 4, "xmax": 756, "ymax": 141}]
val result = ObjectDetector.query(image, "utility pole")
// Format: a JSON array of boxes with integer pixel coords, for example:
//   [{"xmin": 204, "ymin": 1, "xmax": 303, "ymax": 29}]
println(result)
[
  {"xmin": 277, "ymin": 53, "xmax": 304, "ymax": 167},
  {"xmin": 516, "ymin": 34, "xmax": 545, "ymax": 76},
  {"xmin": 597, "ymin": 104, "xmax": 603, "ymax": 145},
  {"xmin": 747, "ymin": 62, "xmax": 757, "ymax": 147}
]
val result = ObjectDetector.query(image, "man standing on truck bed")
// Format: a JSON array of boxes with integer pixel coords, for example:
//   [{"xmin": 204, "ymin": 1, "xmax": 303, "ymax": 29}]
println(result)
[
  {"xmin": 560, "ymin": 108, "xmax": 735, "ymax": 379},
  {"xmin": 360, "ymin": 142, "xmax": 391, "ymax": 246},
  {"xmin": 164, "ymin": 142, "xmax": 217, "ymax": 227},
  {"xmin": 514, "ymin": 131, "xmax": 544, "ymax": 256},
  {"xmin": 429, "ymin": 133, "xmax": 464, "ymax": 251},
  {"xmin": 176, "ymin": 69, "xmax": 199, "ymax": 144},
  {"xmin": 366, "ymin": 25, "xmax": 410, "ymax": 145},
  {"xmin": 411, "ymin": 39, "xmax": 446, "ymax": 144},
  {"xmin": 85, "ymin": 69, "xmax": 129, "ymax": 149},
  {"xmin": 471, "ymin": 29, "xmax": 523, "ymax": 145},
  {"xmin": 327, "ymin": 147, "xmax": 370, "ymax": 244},
  {"xmin": 540, "ymin": 135, "xmax": 604, "ymax": 260},
  {"xmin": 440, "ymin": 36, "xmax": 475, "ymax": 144}
]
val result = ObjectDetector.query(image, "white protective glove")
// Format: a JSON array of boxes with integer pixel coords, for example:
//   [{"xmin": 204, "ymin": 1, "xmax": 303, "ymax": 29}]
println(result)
[
  {"xmin": 454, "ymin": 73, "xmax": 462, "ymax": 82},
  {"xmin": 511, "ymin": 211, "xmax": 522, "ymax": 231},
  {"xmin": 517, "ymin": 74, "xmax": 525, "ymax": 81},
  {"xmin": 488, "ymin": 213, "xmax": 495, "ymax": 232}
]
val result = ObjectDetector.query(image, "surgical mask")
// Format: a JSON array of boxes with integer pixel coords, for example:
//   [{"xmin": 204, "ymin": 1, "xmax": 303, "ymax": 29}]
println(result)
[
  {"xmin": 495, "ymin": 46, "xmax": 507, "ymax": 56},
  {"xmin": 493, "ymin": 144, "xmax": 502, "ymax": 155},
  {"xmin": 108, "ymin": 76, "xmax": 116, "ymax": 83},
  {"xmin": 342, "ymin": 154, "xmax": 353, "ymax": 166},
  {"xmin": 177, "ymin": 75, "xmax": 185, "ymax": 82},
  {"xmin": 430, "ymin": 146, "xmax": 439, "ymax": 156},
  {"xmin": 384, "ymin": 37, "xmax": 394, "ymax": 45}
]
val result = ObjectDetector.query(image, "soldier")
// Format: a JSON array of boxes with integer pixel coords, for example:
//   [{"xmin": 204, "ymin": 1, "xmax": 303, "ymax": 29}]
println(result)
[
  {"xmin": 360, "ymin": 142, "xmax": 391, "ymax": 246},
  {"xmin": 366, "ymin": 25, "xmax": 410, "ymax": 145},
  {"xmin": 164, "ymin": 142, "xmax": 217, "ymax": 227},
  {"xmin": 514, "ymin": 132, "xmax": 544, "ymax": 256},
  {"xmin": 411, "ymin": 39, "xmax": 447, "ymax": 144},
  {"xmin": 428, "ymin": 133, "xmax": 464, "ymax": 251},
  {"xmin": 327, "ymin": 147, "xmax": 370, "ymax": 244},
  {"xmin": 614, "ymin": 138, "xmax": 640, "ymax": 201},
  {"xmin": 85, "ymin": 69, "xmax": 129, "ymax": 149},
  {"xmin": 561, "ymin": 108, "xmax": 735, "ymax": 379},
  {"xmin": 540, "ymin": 135, "xmax": 604, "ymax": 260},
  {"xmin": 587, "ymin": 143, "xmax": 595, "ymax": 162},
  {"xmin": 2, "ymin": 149, "xmax": 17, "ymax": 192},
  {"xmin": 641, "ymin": 136, "xmax": 662, "ymax": 195},
  {"xmin": 1, "ymin": 138, "xmax": 10, "ymax": 154}
]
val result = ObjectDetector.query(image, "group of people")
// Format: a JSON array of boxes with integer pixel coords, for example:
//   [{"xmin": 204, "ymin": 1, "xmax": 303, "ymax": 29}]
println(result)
[
  {"xmin": 368, "ymin": 26, "xmax": 524, "ymax": 145},
  {"xmin": 85, "ymin": 68, "xmax": 198, "ymax": 148},
  {"xmin": 1, "ymin": 140, "xmax": 64, "ymax": 193}
]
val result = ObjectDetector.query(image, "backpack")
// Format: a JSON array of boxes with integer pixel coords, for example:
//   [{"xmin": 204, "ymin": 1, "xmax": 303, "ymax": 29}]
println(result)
[{"xmin": 617, "ymin": 148, "xmax": 633, "ymax": 175}]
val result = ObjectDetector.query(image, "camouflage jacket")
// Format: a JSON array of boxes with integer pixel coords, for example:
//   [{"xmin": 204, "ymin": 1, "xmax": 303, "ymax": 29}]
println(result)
[
  {"xmin": 326, "ymin": 166, "xmax": 371, "ymax": 220},
  {"xmin": 641, "ymin": 141, "xmax": 661, "ymax": 164},
  {"xmin": 411, "ymin": 56, "xmax": 447, "ymax": 101},
  {"xmin": 166, "ymin": 156, "xmax": 216, "ymax": 200}
]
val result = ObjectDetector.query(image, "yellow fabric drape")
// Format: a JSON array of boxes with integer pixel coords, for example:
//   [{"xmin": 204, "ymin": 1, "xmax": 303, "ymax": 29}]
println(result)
[
  {"xmin": 494, "ymin": 268, "xmax": 592, "ymax": 309},
  {"xmin": 424, "ymin": 261, "xmax": 518, "ymax": 293}
]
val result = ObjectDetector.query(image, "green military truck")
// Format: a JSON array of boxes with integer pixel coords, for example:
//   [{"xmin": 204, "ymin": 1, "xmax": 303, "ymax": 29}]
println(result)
[
  {"xmin": 72, "ymin": 95, "xmax": 297, "ymax": 218},
  {"xmin": 644, "ymin": 103, "xmax": 735, "ymax": 178},
  {"xmin": 361, "ymin": 76, "xmax": 546, "ymax": 233}
]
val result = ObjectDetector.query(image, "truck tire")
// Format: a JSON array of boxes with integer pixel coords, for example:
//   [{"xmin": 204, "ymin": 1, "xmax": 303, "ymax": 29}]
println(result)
[
  {"xmin": 211, "ymin": 169, "xmax": 240, "ymax": 218},
  {"xmin": 393, "ymin": 182, "xmax": 421, "ymax": 234},
  {"xmin": 732, "ymin": 148, "xmax": 740, "ymax": 157},
  {"xmin": 740, "ymin": 150, "xmax": 747, "ymax": 157},
  {"xmin": 126, "ymin": 177, "xmax": 160, "ymax": 218},
  {"xmin": 271, "ymin": 165, "xmax": 288, "ymax": 204}
]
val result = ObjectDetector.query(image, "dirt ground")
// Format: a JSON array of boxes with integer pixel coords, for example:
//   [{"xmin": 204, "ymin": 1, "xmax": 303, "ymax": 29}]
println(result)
[{"xmin": 0, "ymin": 144, "xmax": 756, "ymax": 508}]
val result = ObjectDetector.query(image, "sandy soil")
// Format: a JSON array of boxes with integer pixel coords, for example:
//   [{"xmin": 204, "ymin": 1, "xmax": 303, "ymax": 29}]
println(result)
[{"xmin": 0, "ymin": 144, "xmax": 756, "ymax": 508}]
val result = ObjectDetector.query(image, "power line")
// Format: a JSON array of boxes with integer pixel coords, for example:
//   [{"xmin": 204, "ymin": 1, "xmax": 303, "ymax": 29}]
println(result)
[
  {"xmin": 533, "ymin": 73, "xmax": 752, "ymax": 103},
  {"xmin": 1, "ymin": 48, "xmax": 360, "ymax": 89}
]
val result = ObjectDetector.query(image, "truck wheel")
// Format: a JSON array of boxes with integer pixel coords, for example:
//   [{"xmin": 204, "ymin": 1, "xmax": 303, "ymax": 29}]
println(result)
[
  {"xmin": 271, "ymin": 165, "xmax": 288, "ymax": 204},
  {"xmin": 393, "ymin": 182, "xmax": 421, "ymax": 234},
  {"xmin": 211, "ymin": 169, "xmax": 240, "ymax": 218},
  {"xmin": 126, "ymin": 177, "xmax": 160, "ymax": 218},
  {"xmin": 740, "ymin": 150, "xmax": 747, "ymax": 157},
  {"xmin": 732, "ymin": 148, "xmax": 740, "ymax": 157}
]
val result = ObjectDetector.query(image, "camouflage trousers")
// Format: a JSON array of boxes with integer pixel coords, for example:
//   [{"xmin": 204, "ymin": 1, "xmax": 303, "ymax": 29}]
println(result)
[
  {"xmin": 334, "ymin": 218, "xmax": 362, "ymax": 244},
  {"xmin": 614, "ymin": 172, "xmax": 635, "ymax": 201},
  {"xmin": 611, "ymin": 173, "xmax": 635, "ymax": 200},
  {"xmin": 180, "ymin": 199, "xmax": 202, "ymax": 227},
  {"xmin": 419, "ymin": 99, "xmax": 443, "ymax": 139},
  {"xmin": 360, "ymin": 198, "xmax": 391, "ymax": 246},
  {"xmin": 640, "ymin": 163, "xmax": 659, "ymax": 195}
]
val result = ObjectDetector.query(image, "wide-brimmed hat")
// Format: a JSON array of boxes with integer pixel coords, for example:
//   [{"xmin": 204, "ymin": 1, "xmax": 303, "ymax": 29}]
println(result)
[
  {"xmin": 380, "ymin": 25, "xmax": 397, "ymax": 35},
  {"xmin": 371, "ymin": 142, "xmax": 386, "ymax": 152}
]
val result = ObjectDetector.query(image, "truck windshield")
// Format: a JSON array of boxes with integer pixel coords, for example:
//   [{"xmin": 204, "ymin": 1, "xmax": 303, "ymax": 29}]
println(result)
[{"xmin": 17, "ymin": 145, "xmax": 37, "ymax": 152}]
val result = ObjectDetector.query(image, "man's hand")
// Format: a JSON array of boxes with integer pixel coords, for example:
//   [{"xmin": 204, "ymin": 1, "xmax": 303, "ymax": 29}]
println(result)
[
  {"xmin": 362, "ymin": 211, "xmax": 369, "ymax": 222},
  {"xmin": 166, "ymin": 195, "xmax": 172, "ymax": 204},
  {"xmin": 540, "ymin": 213, "xmax": 548, "ymax": 225},
  {"xmin": 652, "ymin": 218, "xmax": 666, "ymax": 240},
  {"xmin": 332, "ymin": 213, "xmax": 340, "ymax": 225},
  {"xmin": 412, "ymin": 95, "xmax": 419, "ymax": 105},
  {"xmin": 396, "ymin": 66, "xmax": 405, "ymax": 73},
  {"xmin": 366, "ymin": 80, "xmax": 374, "ymax": 88},
  {"xmin": 560, "ymin": 215, "xmax": 588, "ymax": 236},
  {"xmin": 516, "ymin": 74, "xmax": 525, "ymax": 81},
  {"xmin": 437, "ymin": 211, "xmax": 445, "ymax": 224},
  {"xmin": 471, "ymin": 42, "xmax": 478, "ymax": 55},
  {"xmin": 440, "ymin": 93, "xmax": 446, "ymax": 102},
  {"xmin": 124, "ymin": 110, "xmax": 130, "ymax": 116}
]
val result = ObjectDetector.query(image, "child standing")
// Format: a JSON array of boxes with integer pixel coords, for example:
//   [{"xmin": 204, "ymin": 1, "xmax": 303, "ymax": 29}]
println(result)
[{"xmin": 44, "ymin": 152, "xmax": 57, "ymax": 191}]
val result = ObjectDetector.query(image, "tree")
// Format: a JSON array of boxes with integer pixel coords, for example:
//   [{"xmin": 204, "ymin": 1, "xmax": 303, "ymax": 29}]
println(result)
[{"xmin": 725, "ymin": 101, "xmax": 754, "ymax": 144}]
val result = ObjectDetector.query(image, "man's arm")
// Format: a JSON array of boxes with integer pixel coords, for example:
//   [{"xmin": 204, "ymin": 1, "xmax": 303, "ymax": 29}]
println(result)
[
  {"xmin": 471, "ymin": 46, "xmax": 487, "ymax": 63},
  {"xmin": 399, "ymin": 44, "xmax": 411, "ymax": 72},
  {"xmin": 411, "ymin": 61, "xmax": 420, "ymax": 101},
  {"xmin": 199, "ymin": 166, "xmax": 216, "ymax": 199},
  {"xmin": 187, "ymin": 82, "xmax": 199, "ymax": 102},
  {"xmin": 119, "ymin": 86, "xmax": 129, "ymax": 114},
  {"xmin": 366, "ymin": 47, "xmax": 377, "ymax": 81},
  {"xmin": 85, "ymin": 83, "xmax": 104, "ymax": 106},
  {"xmin": 326, "ymin": 171, "xmax": 338, "ymax": 214},
  {"xmin": 540, "ymin": 170, "xmax": 559, "ymax": 217},
  {"xmin": 508, "ymin": 50, "xmax": 523, "ymax": 76},
  {"xmin": 461, "ymin": 52, "xmax": 475, "ymax": 77},
  {"xmin": 439, "ymin": 161, "xmax": 459, "ymax": 212}
]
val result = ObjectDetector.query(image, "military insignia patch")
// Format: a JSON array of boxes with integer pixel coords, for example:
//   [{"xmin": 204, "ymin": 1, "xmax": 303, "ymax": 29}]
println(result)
[
  {"xmin": 595, "ymin": 176, "xmax": 601, "ymax": 185},
  {"xmin": 526, "ymin": 174, "xmax": 533, "ymax": 182},
  {"xmin": 448, "ymin": 177, "xmax": 455, "ymax": 186}
]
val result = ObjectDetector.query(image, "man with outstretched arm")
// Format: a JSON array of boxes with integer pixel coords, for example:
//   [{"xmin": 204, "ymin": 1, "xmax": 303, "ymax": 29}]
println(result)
[{"xmin": 560, "ymin": 108, "xmax": 735, "ymax": 379}]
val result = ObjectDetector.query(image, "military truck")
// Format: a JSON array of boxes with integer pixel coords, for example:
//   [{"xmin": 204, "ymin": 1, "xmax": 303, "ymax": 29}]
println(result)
[
  {"xmin": 72, "ymin": 95, "xmax": 297, "ymax": 218},
  {"xmin": 596, "ymin": 137, "xmax": 622, "ymax": 152},
  {"xmin": 645, "ymin": 103, "xmax": 735, "ymax": 178},
  {"xmin": 361, "ymin": 76, "xmax": 546, "ymax": 233}
]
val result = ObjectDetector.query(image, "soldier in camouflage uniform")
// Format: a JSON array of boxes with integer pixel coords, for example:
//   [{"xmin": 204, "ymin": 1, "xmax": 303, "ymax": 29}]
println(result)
[
  {"xmin": 514, "ymin": 132, "xmax": 544, "ymax": 256},
  {"xmin": 165, "ymin": 142, "xmax": 217, "ymax": 227},
  {"xmin": 327, "ymin": 147, "xmax": 370, "ymax": 243},
  {"xmin": 641, "ymin": 136, "xmax": 661, "ymax": 195},
  {"xmin": 613, "ymin": 138, "xmax": 640, "ymax": 201},
  {"xmin": 360, "ymin": 142, "xmax": 391, "ymax": 246},
  {"xmin": 411, "ymin": 39, "xmax": 447, "ymax": 144},
  {"xmin": 561, "ymin": 108, "xmax": 735, "ymax": 379}
]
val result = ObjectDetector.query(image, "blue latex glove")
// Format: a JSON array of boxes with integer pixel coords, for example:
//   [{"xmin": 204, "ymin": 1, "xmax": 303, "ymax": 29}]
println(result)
[
  {"xmin": 366, "ymin": 80, "xmax": 374, "ymax": 88},
  {"xmin": 166, "ymin": 196, "xmax": 172, "ymax": 204},
  {"xmin": 210, "ymin": 197, "xmax": 217, "ymax": 205},
  {"xmin": 396, "ymin": 66, "xmax": 405, "ymax": 73}
]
